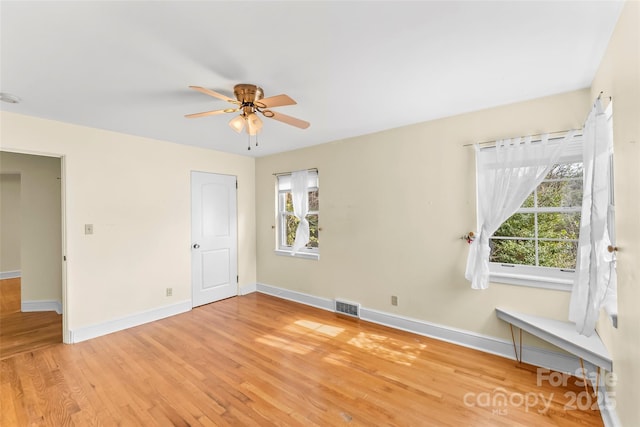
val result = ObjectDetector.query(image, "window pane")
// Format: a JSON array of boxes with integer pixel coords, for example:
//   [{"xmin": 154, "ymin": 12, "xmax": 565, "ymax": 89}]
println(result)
[
  {"xmin": 538, "ymin": 180, "xmax": 582, "ymax": 208},
  {"xmin": 489, "ymin": 161, "xmax": 583, "ymax": 271},
  {"xmin": 490, "ymin": 239, "xmax": 535, "ymax": 265},
  {"xmin": 284, "ymin": 191, "xmax": 319, "ymax": 212},
  {"xmin": 284, "ymin": 214, "xmax": 319, "ymax": 248},
  {"xmin": 308, "ymin": 189, "xmax": 319, "ymax": 211},
  {"xmin": 538, "ymin": 212, "xmax": 580, "ymax": 239},
  {"xmin": 545, "ymin": 163, "xmax": 583, "ymax": 179},
  {"xmin": 283, "ymin": 192, "xmax": 294, "ymax": 213},
  {"xmin": 539, "ymin": 241, "xmax": 578, "ymax": 268},
  {"xmin": 307, "ymin": 214, "xmax": 319, "ymax": 248},
  {"xmin": 493, "ymin": 213, "xmax": 534, "ymax": 238},
  {"xmin": 285, "ymin": 214, "xmax": 299, "ymax": 246}
]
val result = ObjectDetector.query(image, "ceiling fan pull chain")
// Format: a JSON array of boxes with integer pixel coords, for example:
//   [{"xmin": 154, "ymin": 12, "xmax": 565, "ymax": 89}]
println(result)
[
  {"xmin": 247, "ymin": 133, "xmax": 251, "ymax": 151},
  {"xmin": 255, "ymin": 134, "xmax": 259, "ymax": 148}
]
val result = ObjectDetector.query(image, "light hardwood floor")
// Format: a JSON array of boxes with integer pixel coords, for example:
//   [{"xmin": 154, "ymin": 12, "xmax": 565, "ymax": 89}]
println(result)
[
  {"xmin": 1, "ymin": 292, "xmax": 602, "ymax": 426},
  {"xmin": 0, "ymin": 278, "xmax": 62, "ymax": 360}
]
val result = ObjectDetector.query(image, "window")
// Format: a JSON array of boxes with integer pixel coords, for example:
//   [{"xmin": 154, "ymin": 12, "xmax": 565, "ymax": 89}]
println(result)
[
  {"xmin": 276, "ymin": 170, "xmax": 319, "ymax": 259},
  {"xmin": 489, "ymin": 141, "xmax": 582, "ymax": 290}
]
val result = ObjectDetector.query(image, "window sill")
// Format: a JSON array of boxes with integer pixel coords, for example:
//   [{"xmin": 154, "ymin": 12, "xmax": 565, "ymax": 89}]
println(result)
[
  {"xmin": 275, "ymin": 249, "xmax": 320, "ymax": 261},
  {"xmin": 490, "ymin": 272, "xmax": 572, "ymax": 292}
]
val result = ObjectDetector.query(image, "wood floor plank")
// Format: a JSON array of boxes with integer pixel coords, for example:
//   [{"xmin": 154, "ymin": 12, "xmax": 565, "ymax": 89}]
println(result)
[
  {"xmin": 1, "ymin": 292, "xmax": 603, "ymax": 426},
  {"xmin": 0, "ymin": 278, "xmax": 62, "ymax": 360}
]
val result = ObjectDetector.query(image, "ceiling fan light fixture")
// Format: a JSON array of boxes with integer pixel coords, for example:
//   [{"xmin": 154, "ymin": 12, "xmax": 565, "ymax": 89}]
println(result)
[
  {"xmin": 229, "ymin": 115, "xmax": 245, "ymax": 133},
  {"xmin": 247, "ymin": 112, "xmax": 263, "ymax": 135}
]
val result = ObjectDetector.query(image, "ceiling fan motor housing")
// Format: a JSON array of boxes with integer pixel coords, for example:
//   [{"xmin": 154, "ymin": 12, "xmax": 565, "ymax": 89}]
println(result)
[{"xmin": 234, "ymin": 84, "xmax": 264, "ymax": 104}]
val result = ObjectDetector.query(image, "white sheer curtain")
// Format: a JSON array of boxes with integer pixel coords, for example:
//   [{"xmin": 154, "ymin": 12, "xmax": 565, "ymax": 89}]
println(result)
[
  {"xmin": 290, "ymin": 169, "xmax": 310, "ymax": 255},
  {"xmin": 569, "ymin": 100, "xmax": 617, "ymax": 336},
  {"xmin": 465, "ymin": 132, "xmax": 576, "ymax": 289}
]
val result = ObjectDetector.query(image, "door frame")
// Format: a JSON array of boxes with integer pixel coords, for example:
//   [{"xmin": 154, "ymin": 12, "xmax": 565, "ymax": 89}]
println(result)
[{"xmin": 0, "ymin": 148, "xmax": 68, "ymax": 344}]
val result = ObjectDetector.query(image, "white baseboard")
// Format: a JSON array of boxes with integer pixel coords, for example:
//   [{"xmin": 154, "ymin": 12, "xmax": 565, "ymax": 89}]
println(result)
[
  {"xmin": 22, "ymin": 300, "xmax": 62, "ymax": 315},
  {"xmin": 257, "ymin": 283, "xmax": 334, "ymax": 311},
  {"xmin": 600, "ymin": 396, "xmax": 621, "ymax": 427},
  {"xmin": 0, "ymin": 270, "xmax": 21, "ymax": 279},
  {"xmin": 239, "ymin": 282, "xmax": 257, "ymax": 295},
  {"xmin": 69, "ymin": 300, "xmax": 191, "ymax": 344}
]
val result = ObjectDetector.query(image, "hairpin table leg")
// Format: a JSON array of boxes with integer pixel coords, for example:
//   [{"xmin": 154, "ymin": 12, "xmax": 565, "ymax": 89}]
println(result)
[
  {"xmin": 579, "ymin": 358, "xmax": 590, "ymax": 395},
  {"xmin": 509, "ymin": 324, "xmax": 521, "ymax": 363}
]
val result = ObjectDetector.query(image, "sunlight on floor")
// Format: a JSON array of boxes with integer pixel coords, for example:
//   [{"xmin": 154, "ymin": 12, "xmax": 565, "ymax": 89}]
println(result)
[
  {"xmin": 347, "ymin": 332, "xmax": 427, "ymax": 366},
  {"xmin": 255, "ymin": 319, "xmax": 345, "ymax": 354},
  {"xmin": 255, "ymin": 318, "xmax": 426, "ymax": 366},
  {"xmin": 290, "ymin": 319, "xmax": 344, "ymax": 337}
]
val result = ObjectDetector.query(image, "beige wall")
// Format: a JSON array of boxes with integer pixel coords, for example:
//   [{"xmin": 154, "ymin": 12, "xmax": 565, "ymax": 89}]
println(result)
[
  {"xmin": 0, "ymin": 153, "xmax": 61, "ymax": 303},
  {"xmin": 0, "ymin": 112, "xmax": 256, "ymax": 334},
  {"xmin": 256, "ymin": 88, "xmax": 590, "ymax": 348},
  {"xmin": 0, "ymin": 173, "xmax": 21, "ymax": 272},
  {"xmin": 590, "ymin": 1, "xmax": 640, "ymax": 425}
]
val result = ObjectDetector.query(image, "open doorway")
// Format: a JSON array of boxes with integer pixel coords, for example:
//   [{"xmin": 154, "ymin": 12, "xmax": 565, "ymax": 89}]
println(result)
[{"xmin": 0, "ymin": 152, "xmax": 63, "ymax": 359}]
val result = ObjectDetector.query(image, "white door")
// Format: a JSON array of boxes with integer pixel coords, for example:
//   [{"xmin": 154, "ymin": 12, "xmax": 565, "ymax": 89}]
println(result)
[{"xmin": 191, "ymin": 172, "xmax": 238, "ymax": 307}]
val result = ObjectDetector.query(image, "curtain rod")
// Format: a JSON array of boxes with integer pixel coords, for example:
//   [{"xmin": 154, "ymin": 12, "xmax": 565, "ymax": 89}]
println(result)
[
  {"xmin": 465, "ymin": 91, "xmax": 611, "ymax": 148},
  {"xmin": 272, "ymin": 168, "xmax": 318, "ymax": 176},
  {"xmin": 463, "ymin": 129, "xmax": 581, "ymax": 148}
]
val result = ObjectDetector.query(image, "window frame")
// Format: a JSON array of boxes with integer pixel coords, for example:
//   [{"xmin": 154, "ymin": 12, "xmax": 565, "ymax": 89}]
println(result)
[
  {"xmin": 487, "ymin": 136, "xmax": 583, "ymax": 291},
  {"xmin": 275, "ymin": 170, "xmax": 319, "ymax": 260}
]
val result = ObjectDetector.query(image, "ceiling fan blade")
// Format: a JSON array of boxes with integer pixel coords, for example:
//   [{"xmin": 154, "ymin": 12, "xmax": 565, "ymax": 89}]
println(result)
[
  {"xmin": 256, "ymin": 94, "xmax": 297, "ymax": 109},
  {"xmin": 189, "ymin": 85, "xmax": 237, "ymax": 103},
  {"xmin": 185, "ymin": 108, "xmax": 238, "ymax": 119},
  {"xmin": 268, "ymin": 111, "xmax": 310, "ymax": 129}
]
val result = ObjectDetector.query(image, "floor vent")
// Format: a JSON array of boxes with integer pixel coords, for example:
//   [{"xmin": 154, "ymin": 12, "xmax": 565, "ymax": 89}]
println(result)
[{"xmin": 335, "ymin": 299, "xmax": 360, "ymax": 318}]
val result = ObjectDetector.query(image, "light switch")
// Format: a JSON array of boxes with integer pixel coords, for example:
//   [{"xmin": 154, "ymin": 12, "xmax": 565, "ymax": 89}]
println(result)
[{"xmin": 85, "ymin": 224, "xmax": 93, "ymax": 235}]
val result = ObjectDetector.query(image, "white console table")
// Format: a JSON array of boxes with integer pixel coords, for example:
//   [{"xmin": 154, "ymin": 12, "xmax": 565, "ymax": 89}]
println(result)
[{"xmin": 495, "ymin": 307, "xmax": 612, "ymax": 374}]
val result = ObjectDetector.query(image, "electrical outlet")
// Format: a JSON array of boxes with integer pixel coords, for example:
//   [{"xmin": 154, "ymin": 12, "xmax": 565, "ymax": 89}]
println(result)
[
  {"xmin": 84, "ymin": 224, "xmax": 93, "ymax": 235},
  {"xmin": 391, "ymin": 295, "xmax": 398, "ymax": 306},
  {"xmin": 166, "ymin": 288, "xmax": 172, "ymax": 297}
]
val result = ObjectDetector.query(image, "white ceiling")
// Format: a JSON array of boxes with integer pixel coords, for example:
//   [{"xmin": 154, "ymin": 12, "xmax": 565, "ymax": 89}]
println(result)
[{"xmin": 0, "ymin": 1, "xmax": 624, "ymax": 157}]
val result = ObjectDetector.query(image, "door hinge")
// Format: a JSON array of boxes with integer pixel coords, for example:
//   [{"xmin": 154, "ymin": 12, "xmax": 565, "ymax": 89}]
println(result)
[
  {"xmin": 63, "ymin": 256, "xmax": 67, "ymax": 261},
  {"xmin": 237, "ymin": 275, "xmax": 239, "ymax": 283},
  {"xmin": 236, "ymin": 180, "xmax": 238, "ymax": 189}
]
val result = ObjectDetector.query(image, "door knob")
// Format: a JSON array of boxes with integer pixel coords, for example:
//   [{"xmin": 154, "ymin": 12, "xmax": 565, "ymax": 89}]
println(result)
[{"xmin": 193, "ymin": 243, "xmax": 200, "ymax": 249}]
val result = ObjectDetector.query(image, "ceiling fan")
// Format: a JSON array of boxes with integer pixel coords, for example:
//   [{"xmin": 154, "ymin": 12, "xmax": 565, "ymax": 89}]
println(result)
[{"xmin": 185, "ymin": 84, "xmax": 310, "ymax": 138}]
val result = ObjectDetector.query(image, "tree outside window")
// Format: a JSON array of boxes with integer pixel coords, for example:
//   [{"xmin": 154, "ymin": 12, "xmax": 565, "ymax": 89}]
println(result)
[{"xmin": 490, "ymin": 162, "xmax": 583, "ymax": 269}]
